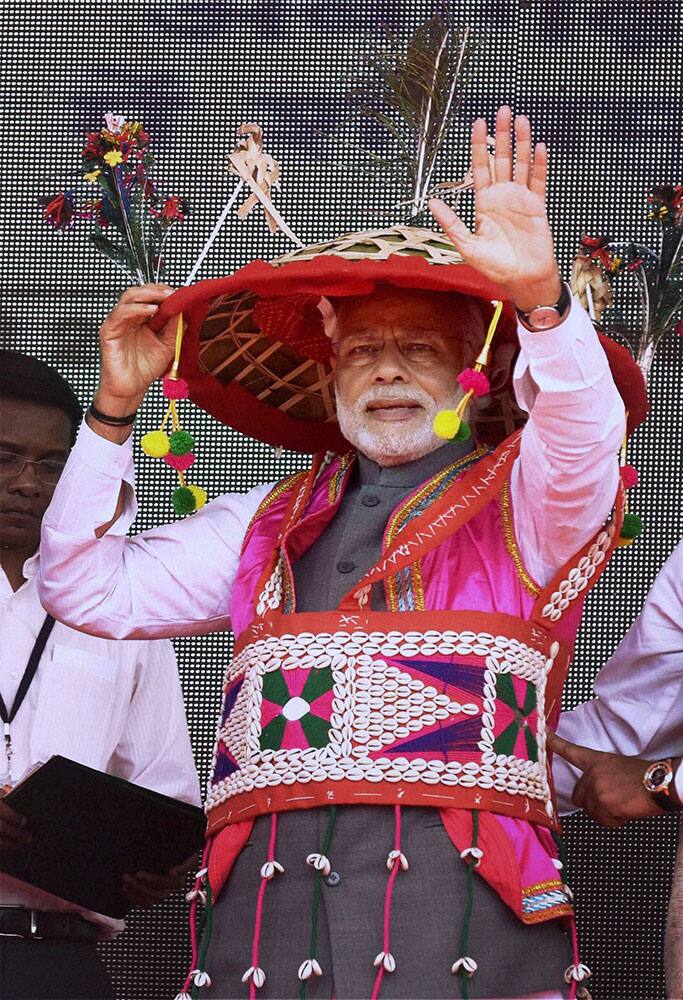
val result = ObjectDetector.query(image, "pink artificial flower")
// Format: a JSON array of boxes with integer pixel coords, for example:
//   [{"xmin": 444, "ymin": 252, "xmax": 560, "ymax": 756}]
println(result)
[{"xmin": 104, "ymin": 112, "xmax": 126, "ymax": 134}]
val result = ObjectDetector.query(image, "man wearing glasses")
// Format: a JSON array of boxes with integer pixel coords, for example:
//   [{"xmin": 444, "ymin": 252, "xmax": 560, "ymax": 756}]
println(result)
[{"xmin": 0, "ymin": 350, "xmax": 200, "ymax": 1000}]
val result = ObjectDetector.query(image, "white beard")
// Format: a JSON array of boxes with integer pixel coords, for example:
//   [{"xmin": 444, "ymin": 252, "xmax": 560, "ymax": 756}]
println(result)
[{"xmin": 335, "ymin": 384, "xmax": 463, "ymax": 467}]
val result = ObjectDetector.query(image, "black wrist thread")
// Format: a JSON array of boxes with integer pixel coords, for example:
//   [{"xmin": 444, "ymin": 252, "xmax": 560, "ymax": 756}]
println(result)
[{"xmin": 88, "ymin": 402, "xmax": 138, "ymax": 426}]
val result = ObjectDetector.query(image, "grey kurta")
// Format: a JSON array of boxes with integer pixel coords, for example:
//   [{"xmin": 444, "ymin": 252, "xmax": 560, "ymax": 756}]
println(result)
[{"xmin": 206, "ymin": 442, "xmax": 572, "ymax": 999}]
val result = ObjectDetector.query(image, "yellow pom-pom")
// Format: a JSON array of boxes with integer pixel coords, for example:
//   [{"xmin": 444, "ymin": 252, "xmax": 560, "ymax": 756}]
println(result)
[
  {"xmin": 188, "ymin": 484, "xmax": 207, "ymax": 510},
  {"xmin": 616, "ymin": 536, "xmax": 635, "ymax": 548},
  {"xmin": 141, "ymin": 430, "xmax": 170, "ymax": 458},
  {"xmin": 433, "ymin": 410, "xmax": 461, "ymax": 440}
]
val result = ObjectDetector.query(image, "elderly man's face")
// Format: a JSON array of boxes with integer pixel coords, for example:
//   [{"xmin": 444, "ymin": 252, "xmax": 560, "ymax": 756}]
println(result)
[{"xmin": 332, "ymin": 286, "xmax": 476, "ymax": 466}]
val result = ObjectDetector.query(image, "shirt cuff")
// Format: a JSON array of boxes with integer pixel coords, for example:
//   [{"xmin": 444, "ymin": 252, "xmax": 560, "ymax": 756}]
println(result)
[
  {"xmin": 513, "ymin": 295, "xmax": 613, "ymax": 412},
  {"xmin": 74, "ymin": 417, "xmax": 135, "ymax": 485},
  {"xmin": 674, "ymin": 760, "xmax": 683, "ymax": 803}
]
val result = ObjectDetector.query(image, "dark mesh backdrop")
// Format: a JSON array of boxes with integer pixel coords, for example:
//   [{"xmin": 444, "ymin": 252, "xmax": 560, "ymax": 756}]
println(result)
[{"xmin": 2, "ymin": 2, "xmax": 682, "ymax": 998}]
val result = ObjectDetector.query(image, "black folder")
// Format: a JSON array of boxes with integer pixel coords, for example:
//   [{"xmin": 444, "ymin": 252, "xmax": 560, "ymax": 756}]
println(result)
[{"xmin": 0, "ymin": 756, "xmax": 206, "ymax": 918}]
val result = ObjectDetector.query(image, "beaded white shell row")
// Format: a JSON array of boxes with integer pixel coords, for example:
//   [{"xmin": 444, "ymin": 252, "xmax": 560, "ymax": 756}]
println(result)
[
  {"xmin": 541, "ymin": 526, "xmax": 614, "ymax": 622},
  {"xmin": 206, "ymin": 628, "xmax": 559, "ymax": 816}
]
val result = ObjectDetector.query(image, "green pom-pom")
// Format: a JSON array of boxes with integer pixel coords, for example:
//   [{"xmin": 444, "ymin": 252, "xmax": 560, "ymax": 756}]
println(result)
[
  {"xmin": 620, "ymin": 512, "xmax": 643, "ymax": 540},
  {"xmin": 169, "ymin": 430, "xmax": 195, "ymax": 455},
  {"xmin": 455, "ymin": 421, "xmax": 471, "ymax": 442},
  {"xmin": 172, "ymin": 486, "xmax": 197, "ymax": 515}
]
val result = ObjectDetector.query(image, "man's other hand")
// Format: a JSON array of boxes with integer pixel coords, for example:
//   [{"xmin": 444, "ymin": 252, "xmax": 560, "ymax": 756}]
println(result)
[
  {"xmin": 548, "ymin": 731, "xmax": 678, "ymax": 827},
  {"xmin": 0, "ymin": 788, "xmax": 32, "ymax": 851},
  {"xmin": 122, "ymin": 852, "xmax": 198, "ymax": 908}
]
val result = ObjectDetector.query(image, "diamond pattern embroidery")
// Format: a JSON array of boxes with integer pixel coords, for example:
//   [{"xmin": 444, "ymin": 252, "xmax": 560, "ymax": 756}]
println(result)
[
  {"xmin": 259, "ymin": 666, "xmax": 334, "ymax": 751},
  {"xmin": 362, "ymin": 656, "xmax": 483, "ymax": 761},
  {"xmin": 492, "ymin": 673, "xmax": 539, "ymax": 762}
]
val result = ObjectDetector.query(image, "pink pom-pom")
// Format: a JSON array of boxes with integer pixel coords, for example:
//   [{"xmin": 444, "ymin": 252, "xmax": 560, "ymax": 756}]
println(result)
[
  {"xmin": 163, "ymin": 451, "xmax": 196, "ymax": 471},
  {"xmin": 163, "ymin": 376, "xmax": 189, "ymax": 399},
  {"xmin": 620, "ymin": 464, "xmax": 639, "ymax": 489},
  {"xmin": 457, "ymin": 368, "xmax": 490, "ymax": 397}
]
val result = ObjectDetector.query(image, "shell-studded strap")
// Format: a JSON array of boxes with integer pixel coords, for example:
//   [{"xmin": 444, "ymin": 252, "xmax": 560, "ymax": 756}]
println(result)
[
  {"xmin": 339, "ymin": 430, "xmax": 523, "ymax": 612},
  {"xmin": 251, "ymin": 451, "xmax": 339, "ymax": 618},
  {"xmin": 530, "ymin": 480, "xmax": 625, "ymax": 630}
]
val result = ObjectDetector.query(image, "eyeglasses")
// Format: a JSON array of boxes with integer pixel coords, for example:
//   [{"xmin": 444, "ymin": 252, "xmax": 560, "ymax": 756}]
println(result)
[{"xmin": 0, "ymin": 450, "xmax": 66, "ymax": 486}]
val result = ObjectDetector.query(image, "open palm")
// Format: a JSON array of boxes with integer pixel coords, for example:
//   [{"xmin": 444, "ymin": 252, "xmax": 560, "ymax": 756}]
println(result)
[{"xmin": 430, "ymin": 107, "xmax": 561, "ymax": 311}]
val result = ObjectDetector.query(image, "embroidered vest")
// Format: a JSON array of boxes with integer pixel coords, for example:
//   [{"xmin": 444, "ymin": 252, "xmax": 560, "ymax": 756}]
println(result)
[{"xmin": 205, "ymin": 432, "xmax": 622, "ymax": 847}]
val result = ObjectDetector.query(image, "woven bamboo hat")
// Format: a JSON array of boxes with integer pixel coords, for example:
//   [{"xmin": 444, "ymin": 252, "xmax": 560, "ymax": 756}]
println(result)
[{"xmin": 152, "ymin": 225, "xmax": 648, "ymax": 453}]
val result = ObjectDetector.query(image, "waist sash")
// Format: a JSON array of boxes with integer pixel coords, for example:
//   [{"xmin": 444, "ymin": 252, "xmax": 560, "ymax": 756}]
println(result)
[{"xmin": 206, "ymin": 608, "xmax": 570, "ymax": 835}]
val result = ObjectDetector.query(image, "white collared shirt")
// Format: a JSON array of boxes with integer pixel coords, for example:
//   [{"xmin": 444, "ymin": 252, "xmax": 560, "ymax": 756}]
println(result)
[
  {"xmin": 0, "ymin": 554, "xmax": 201, "ymax": 936},
  {"xmin": 554, "ymin": 539, "xmax": 683, "ymax": 812}
]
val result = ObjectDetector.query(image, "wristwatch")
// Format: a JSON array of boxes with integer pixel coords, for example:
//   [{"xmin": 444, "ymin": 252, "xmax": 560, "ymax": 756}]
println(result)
[
  {"xmin": 515, "ymin": 282, "xmax": 572, "ymax": 331},
  {"xmin": 642, "ymin": 758, "xmax": 680, "ymax": 812}
]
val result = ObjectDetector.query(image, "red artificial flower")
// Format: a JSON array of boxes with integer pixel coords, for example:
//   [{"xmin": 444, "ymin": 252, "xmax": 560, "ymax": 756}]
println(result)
[
  {"xmin": 675, "ymin": 318, "xmax": 683, "ymax": 338},
  {"xmin": 580, "ymin": 235, "xmax": 613, "ymax": 270},
  {"xmin": 81, "ymin": 131, "xmax": 105, "ymax": 161},
  {"xmin": 628, "ymin": 258, "xmax": 644, "ymax": 271},
  {"xmin": 648, "ymin": 185, "xmax": 683, "ymax": 226},
  {"xmin": 39, "ymin": 191, "xmax": 76, "ymax": 230},
  {"xmin": 153, "ymin": 195, "xmax": 188, "ymax": 224}
]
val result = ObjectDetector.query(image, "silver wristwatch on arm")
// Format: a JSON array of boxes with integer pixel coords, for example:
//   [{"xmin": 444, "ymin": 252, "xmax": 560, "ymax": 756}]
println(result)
[{"xmin": 515, "ymin": 282, "xmax": 572, "ymax": 331}]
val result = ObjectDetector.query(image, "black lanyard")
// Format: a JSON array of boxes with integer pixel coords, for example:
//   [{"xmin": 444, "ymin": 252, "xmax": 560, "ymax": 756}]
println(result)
[{"xmin": 1, "ymin": 612, "xmax": 55, "ymax": 782}]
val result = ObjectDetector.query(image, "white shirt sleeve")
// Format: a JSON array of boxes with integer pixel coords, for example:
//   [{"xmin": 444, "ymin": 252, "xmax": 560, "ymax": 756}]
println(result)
[
  {"xmin": 510, "ymin": 296, "xmax": 626, "ymax": 587},
  {"xmin": 553, "ymin": 540, "xmax": 683, "ymax": 814},
  {"xmin": 38, "ymin": 419, "xmax": 272, "ymax": 639},
  {"xmin": 107, "ymin": 638, "xmax": 202, "ymax": 806}
]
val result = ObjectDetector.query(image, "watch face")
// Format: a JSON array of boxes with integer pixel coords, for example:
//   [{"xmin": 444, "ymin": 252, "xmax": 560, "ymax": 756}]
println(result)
[
  {"xmin": 526, "ymin": 306, "xmax": 561, "ymax": 330},
  {"xmin": 649, "ymin": 765, "xmax": 669, "ymax": 788},
  {"xmin": 644, "ymin": 761, "xmax": 673, "ymax": 792}
]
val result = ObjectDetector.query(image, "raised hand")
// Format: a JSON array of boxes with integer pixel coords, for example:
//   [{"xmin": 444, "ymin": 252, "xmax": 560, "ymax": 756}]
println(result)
[
  {"xmin": 429, "ymin": 106, "xmax": 562, "ymax": 313},
  {"xmin": 94, "ymin": 284, "xmax": 177, "ymax": 416},
  {"xmin": 548, "ymin": 731, "xmax": 678, "ymax": 828}
]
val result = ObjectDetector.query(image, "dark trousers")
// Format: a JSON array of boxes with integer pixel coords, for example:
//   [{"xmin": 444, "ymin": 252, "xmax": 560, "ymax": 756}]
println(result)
[{"xmin": 0, "ymin": 938, "xmax": 113, "ymax": 1000}]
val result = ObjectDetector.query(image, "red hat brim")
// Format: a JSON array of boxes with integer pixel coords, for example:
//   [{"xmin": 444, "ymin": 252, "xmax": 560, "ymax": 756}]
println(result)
[{"xmin": 152, "ymin": 252, "xmax": 648, "ymax": 451}]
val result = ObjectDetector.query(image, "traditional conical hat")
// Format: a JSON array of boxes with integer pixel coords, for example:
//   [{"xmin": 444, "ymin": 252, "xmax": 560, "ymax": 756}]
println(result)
[{"xmin": 152, "ymin": 225, "xmax": 648, "ymax": 453}]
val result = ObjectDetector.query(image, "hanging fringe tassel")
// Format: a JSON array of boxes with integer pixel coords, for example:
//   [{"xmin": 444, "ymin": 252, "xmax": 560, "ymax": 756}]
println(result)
[
  {"xmin": 434, "ymin": 299, "xmax": 503, "ymax": 440},
  {"xmin": 371, "ymin": 805, "xmax": 408, "ymax": 1000},
  {"xmin": 299, "ymin": 807, "xmax": 338, "ymax": 999},
  {"xmin": 616, "ymin": 419, "xmax": 643, "ymax": 546},
  {"xmin": 243, "ymin": 813, "xmax": 282, "ymax": 996},
  {"xmin": 565, "ymin": 915, "xmax": 592, "ymax": 1000},
  {"xmin": 140, "ymin": 314, "xmax": 207, "ymax": 515},
  {"xmin": 174, "ymin": 841, "xmax": 214, "ymax": 1000},
  {"xmin": 452, "ymin": 810, "xmax": 480, "ymax": 999}
]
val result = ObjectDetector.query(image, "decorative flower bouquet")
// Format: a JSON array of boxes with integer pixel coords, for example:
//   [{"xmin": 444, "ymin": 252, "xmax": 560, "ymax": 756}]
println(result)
[
  {"xmin": 571, "ymin": 184, "xmax": 682, "ymax": 546},
  {"xmin": 39, "ymin": 113, "xmax": 202, "ymax": 514},
  {"xmin": 39, "ymin": 112, "xmax": 189, "ymax": 284},
  {"xmin": 571, "ymin": 185, "xmax": 683, "ymax": 384}
]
